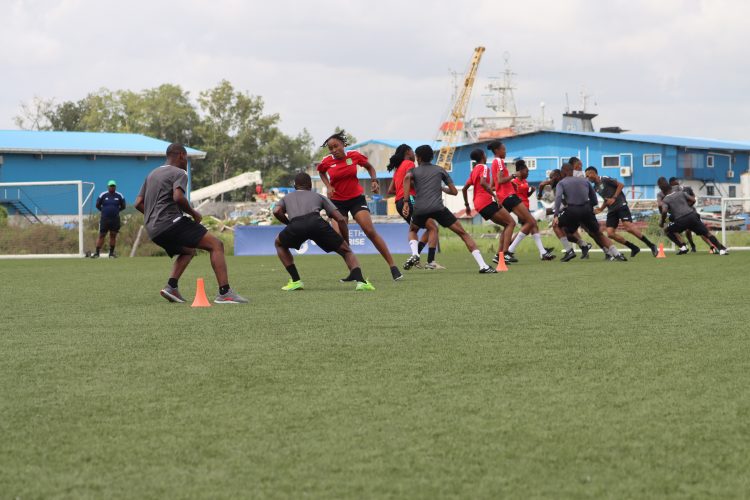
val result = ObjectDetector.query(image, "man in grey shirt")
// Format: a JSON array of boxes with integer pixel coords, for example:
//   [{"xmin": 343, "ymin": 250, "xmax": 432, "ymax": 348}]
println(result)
[
  {"xmin": 402, "ymin": 145, "xmax": 496, "ymax": 273},
  {"xmin": 553, "ymin": 163, "xmax": 626, "ymax": 262},
  {"xmin": 134, "ymin": 143, "xmax": 247, "ymax": 304},
  {"xmin": 272, "ymin": 172, "xmax": 373, "ymax": 291},
  {"xmin": 657, "ymin": 176, "xmax": 727, "ymax": 255}
]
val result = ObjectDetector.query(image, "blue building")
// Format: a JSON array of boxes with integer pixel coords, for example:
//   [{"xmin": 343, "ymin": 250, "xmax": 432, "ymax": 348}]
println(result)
[
  {"xmin": 0, "ymin": 130, "xmax": 205, "ymax": 216},
  {"xmin": 345, "ymin": 132, "xmax": 750, "ymax": 207}
]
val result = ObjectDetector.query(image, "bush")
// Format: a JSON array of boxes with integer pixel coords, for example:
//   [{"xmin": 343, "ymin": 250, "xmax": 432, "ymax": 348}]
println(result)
[{"xmin": 0, "ymin": 205, "xmax": 7, "ymax": 227}]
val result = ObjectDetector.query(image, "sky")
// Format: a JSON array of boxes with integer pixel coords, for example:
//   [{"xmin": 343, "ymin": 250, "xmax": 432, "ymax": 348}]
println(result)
[{"xmin": 2, "ymin": 0, "xmax": 749, "ymax": 144}]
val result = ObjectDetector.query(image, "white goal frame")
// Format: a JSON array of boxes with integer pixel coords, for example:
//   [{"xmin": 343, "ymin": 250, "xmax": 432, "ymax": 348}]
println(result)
[
  {"xmin": 0, "ymin": 180, "xmax": 95, "ymax": 259},
  {"xmin": 720, "ymin": 197, "xmax": 750, "ymax": 250}
]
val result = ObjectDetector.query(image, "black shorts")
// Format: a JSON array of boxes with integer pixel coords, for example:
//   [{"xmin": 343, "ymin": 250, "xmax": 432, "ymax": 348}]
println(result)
[
  {"xmin": 151, "ymin": 217, "xmax": 208, "ymax": 258},
  {"xmin": 332, "ymin": 195, "xmax": 369, "ymax": 219},
  {"xmin": 278, "ymin": 213, "xmax": 344, "ymax": 253},
  {"xmin": 395, "ymin": 198, "xmax": 414, "ymax": 223},
  {"xmin": 478, "ymin": 202, "xmax": 501, "ymax": 221},
  {"xmin": 606, "ymin": 205, "xmax": 633, "ymax": 228},
  {"xmin": 557, "ymin": 205, "xmax": 601, "ymax": 236},
  {"xmin": 501, "ymin": 194, "xmax": 523, "ymax": 212},
  {"xmin": 668, "ymin": 212, "xmax": 709, "ymax": 237},
  {"xmin": 412, "ymin": 208, "xmax": 457, "ymax": 229},
  {"xmin": 99, "ymin": 216, "xmax": 121, "ymax": 234}
]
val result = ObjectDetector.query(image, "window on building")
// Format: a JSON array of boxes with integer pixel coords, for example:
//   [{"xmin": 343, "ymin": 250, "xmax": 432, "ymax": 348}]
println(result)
[
  {"xmin": 524, "ymin": 158, "xmax": 537, "ymax": 170},
  {"xmin": 706, "ymin": 185, "xmax": 715, "ymax": 196},
  {"xmin": 707, "ymin": 155, "xmax": 714, "ymax": 168},
  {"xmin": 729, "ymin": 185, "xmax": 737, "ymax": 197},
  {"xmin": 643, "ymin": 154, "xmax": 661, "ymax": 167},
  {"xmin": 602, "ymin": 155, "xmax": 620, "ymax": 168}
]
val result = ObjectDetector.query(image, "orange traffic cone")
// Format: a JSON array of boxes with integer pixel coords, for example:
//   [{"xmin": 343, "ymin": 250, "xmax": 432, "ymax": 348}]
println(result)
[
  {"xmin": 656, "ymin": 243, "xmax": 666, "ymax": 259},
  {"xmin": 496, "ymin": 252, "xmax": 509, "ymax": 272},
  {"xmin": 191, "ymin": 278, "xmax": 211, "ymax": 307}
]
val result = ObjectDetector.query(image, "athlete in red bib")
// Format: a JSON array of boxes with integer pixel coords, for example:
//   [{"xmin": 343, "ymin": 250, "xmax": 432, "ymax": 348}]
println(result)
[
  {"xmin": 461, "ymin": 149, "xmax": 515, "ymax": 256},
  {"xmin": 386, "ymin": 144, "xmax": 442, "ymax": 270},
  {"xmin": 317, "ymin": 131, "xmax": 402, "ymax": 281},
  {"xmin": 488, "ymin": 142, "xmax": 555, "ymax": 263}
]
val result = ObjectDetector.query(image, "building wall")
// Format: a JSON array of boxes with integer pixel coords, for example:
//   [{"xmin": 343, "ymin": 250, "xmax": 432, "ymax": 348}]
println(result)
[{"xmin": 0, "ymin": 153, "xmax": 188, "ymax": 214}]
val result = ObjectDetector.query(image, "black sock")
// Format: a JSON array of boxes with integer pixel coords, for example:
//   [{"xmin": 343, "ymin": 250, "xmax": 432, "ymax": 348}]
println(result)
[
  {"xmin": 286, "ymin": 264, "xmax": 301, "ymax": 281},
  {"xmin": 639, "ymin": 235, "xmax": 654, "ymax": 247},
  {"xmin": 168, "ymin": 278, "xmax": 178, "ymax": 288},
  {"xmin": 428, "ymin": 247, "xmax": 437, "ymax": 263},
  {"xmin": 625, "ymin": 241, "xmax": 639, "ymax": 251},
  {"xmin": 95, "ymin": 247, "xmax": 101, "ymax": 254},
  {"xmin": 219, "ymin": 284, "xmax": 230, "ymax": 295},
  {"xmin": 417, "ymin": 241, "xmax": 426, "ymax": 254},
  {"xmin": 350, "ymin": 267, "xmax": 364, "ymax": 282},
  {"xmin": 666, "ymin": 232, "xmax": 682, "ymax": 246},
  {"xmin": 708, "ymin": 235, "xmax": 725, "ymax": 250}
]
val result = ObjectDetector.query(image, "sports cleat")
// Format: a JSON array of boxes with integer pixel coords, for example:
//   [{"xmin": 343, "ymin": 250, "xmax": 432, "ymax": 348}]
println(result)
[
  {"xmin": 561, "ymin": 249, "xmax": 577, "ymax": 262},
  {"xmin": 613, "ymin": 254, "xmax": 628, "ymax": 261},
  {"xmin": 505, "ymin": 252, "xmax": 518, "ymax": 263},
  {"xmin": 108, "ymin": 253, "xmax": 117, "ymax": 259},
  {"xmin": 355, "ymin": 280, "xmax": 376, "ymax": 291},
  {"xmin": 91, "ymin": 253, "xmax": 100, "ymax": 259},
  {"xmin": 541, "ymin": 251, "xmax": 556, "ymax": 261},
  {"xmin": 650, "ymin": 245, "xmax": 658, "ymax": 257},
  {"xmin": 479, "ymin": 266, "xmax": 498, "ymax": 274},
  {"xmin": 491, "ymin": 254, "xmax": 500, "ymax": 264},
  {"xmin": 630, "ymin": 246, "xmax": 640, "ymax": 258},
  {"xmin": 424, "ymin": 262, "xmax": 446, "ymax": 270},
  {"xmin": 403, "ymin": 255, "xmax": 420, "ymax": 270},
  {"xmin": 690, "ymin": 245, "xmax": 697, "ymax": 253},
  {"xmin": 339, "ymin": 274, "xmax": 357, "ymax": 283},
  {"xmin": 281, "ymin": 279, "xmax": 304, "ymax": 291},
  {"xmin": 719, "ymin": 249, "xmax": 728, "ymax": 255},
  {"xmin": 214, "ymin": 288, "xmax": 249, "ymax": 304},
  {"xmin": 580, "ymin": 243, "xmax": 592, "ymax": 259},
  {"xmin": 604, "ymin": 254, "xmax": 614, "ymax": 261},
  {"xmin": 391, "ymin": 266, "xmax": 404, "ymax": 281},
  {"xmin": 676, "ymin": 247, "xmax": 689, "ymax": 255},
  {"xmin": 544, "ymin": 247, "xmax": 555, "ymax": 254},
  {"xmin": 160, "ymin": 285, "xmax": 186, "ymax": 303}
]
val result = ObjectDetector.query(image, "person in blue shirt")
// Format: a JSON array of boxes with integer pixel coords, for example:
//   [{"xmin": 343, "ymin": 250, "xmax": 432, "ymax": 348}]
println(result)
[{"xmin": 93, "ymin": 180, "xmax": 126, "ymax": 258}]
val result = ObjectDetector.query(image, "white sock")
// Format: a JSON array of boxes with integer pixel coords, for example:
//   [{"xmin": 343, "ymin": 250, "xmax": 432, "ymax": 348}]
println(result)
[
  {"xmin": 508, "ymin": 231, "xmax": 527, "ymax": 253},
  {"xmin": 471, "ymin": 249, "xmax": 488, "ymax": 269},
  {"xmin": 409, "ymin": 239, "xmax": 419, "ymax": 256},
  {"xmin": 560, "ymin": 237, "xmax": 572, "ymax": 252},
  {"xmin": 533, "ymin": 233, "xmax": 546, "ymax": 256},
  {"xmin": 608, "ymin": 245, "xmax": 621, "ymax": 257}
]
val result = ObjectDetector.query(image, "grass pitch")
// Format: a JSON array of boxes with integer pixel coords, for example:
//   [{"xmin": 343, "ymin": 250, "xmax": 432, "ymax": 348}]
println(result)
[{"xmin": 1, "ymin": 245, "xmax": 749, "ymax": 499}]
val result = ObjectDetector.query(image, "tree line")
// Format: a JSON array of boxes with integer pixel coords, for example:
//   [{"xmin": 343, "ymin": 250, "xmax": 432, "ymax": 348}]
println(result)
[{"xmin": 14, "ymin": 80, "xmax": 333, "ymax": 195}]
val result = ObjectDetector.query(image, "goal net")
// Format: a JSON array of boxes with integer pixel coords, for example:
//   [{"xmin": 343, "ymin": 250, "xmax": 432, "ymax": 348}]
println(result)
[
  {"xmin": 714, "ymin": 197, "xmax": 750, "ymax": 250},
  {"xmin": 0, "ymin": 181, "xmax": 95, "ymax": 259}
]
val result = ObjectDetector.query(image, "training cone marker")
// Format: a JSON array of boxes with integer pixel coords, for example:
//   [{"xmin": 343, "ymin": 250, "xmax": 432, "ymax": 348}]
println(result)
[
  {"xmin": 496, "ymin": 252, "xmax": 509, "ymax": 272},
  {"xmin": 656, "ymin": 243, "xmax": 666, "ymax": 259},
  {"xmin": 191, "ymin": 278, "xmax": 211, "ymax": 307}
]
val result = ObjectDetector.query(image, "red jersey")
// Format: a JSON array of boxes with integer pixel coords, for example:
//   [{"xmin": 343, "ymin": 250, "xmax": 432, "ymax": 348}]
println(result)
[
  {"xmin": 467, "ymin": 163, "xmax": 494, "ymax": 212},
  {"xmin": 317, "ymin": 150, "xmax": 368, "ymax": 201},
  {"xmin": 511, "ymin": 177, "xmax": 530, "ymax": 208},
  {"xmin": 491, "ymin": 157, "xmax": 516, "ymax": 203},
  {"xmin": 393, "ymin": 160, "xmax": 416, "ymax": 201}
]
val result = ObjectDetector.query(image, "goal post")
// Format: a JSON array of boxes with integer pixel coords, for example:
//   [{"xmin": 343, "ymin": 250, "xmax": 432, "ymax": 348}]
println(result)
[
  {"xmin": 719, "ymin": 197, "xmax": 750, "ymax": 250},
  {"xmin": 0, "ymin": 180, "xmax": 95, "ymax": 259}
]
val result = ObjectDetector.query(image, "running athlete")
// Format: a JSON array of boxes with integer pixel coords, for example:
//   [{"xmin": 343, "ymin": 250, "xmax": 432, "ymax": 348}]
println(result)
[
  {"xmin": 585, "ymin": 166, "xmax": 658, "ymax": 258},
  {"xmin": 273, "ymin": 173, "xmax": 374, "ymax": 291},
  {"xmin": 658, "ymin": 177, "xmax": 728, "ymax": 255},
  {"xmin": 664, "ymin": 177, "xmax": 701, "ymax": 252},
  {"xmin": 403, "ymin": 145, "xmax": 496, "ymax": 273},
  {"xmin": 554, "ymin": 163, "xmax": 626, "ymax": 262},
  {"xmin": 317, "ymin": 131, "xmax": 403, "ymax": 281},
  {"xmin": 461, "ymin": 149, "xmax": 515, "ymax": 258},
  {"xmin": 134, "ymin": 143, "xmax": 248, "ymax": 304},
  {"xmin": 505, "ymin": 159, "xmax": 555, "ymax": 260},
  {"xmin": 488, "ymin": 141, "xmax": 554, "ymax": 263},
  {"xmin": 386, "ymin": 144, "xmax": 442, "ymax": 270}
]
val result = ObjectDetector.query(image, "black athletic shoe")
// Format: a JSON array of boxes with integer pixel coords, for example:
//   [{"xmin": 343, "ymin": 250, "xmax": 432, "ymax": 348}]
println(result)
[
  {"xmin": 541, "ymin": 251, "xmax": 556, "ymax": 261},
  {"xmin": 580, "ymin": 243, "xmax": 592, "ymax": 259},
  {"xmin": 690, "ymin": 245, "xmax": 697, "ymax": 253},
  {"xmin": 391, "ymin": 266, "xmax": 404, "ymax": 281},
  {"xmin": 339, "ymin": 274, "xmax": 356, "ymax": 283},
  {"xmin": 630, "ymin": 246, "xmax": 640, "ymax": 258},
  {"xmin": 561, "ymin": 249, "xmax": 577, "ymax": 262},
  {"xmin": 403, "ymin": 255, "xmax": 420, "ymax": 270},
  {"xmin": 544, "ymin": 247, "xmax": 555, "ymax": 254},
  {"xmin": 613, "ymin": 254, "xmax": 628, "ymax": 261},
  {"xmin": 479, "ymin": 266, "xmax": 498, "ymax": 274},
  {"xmin": 492, "ymin": 254, "xmax": 500, "ymax": 264},
  {"xmin": 650, "ymin": 245, "xmax": 658, "ymax": 257},
  {"xmin": 677, "ymin": 247, "xmax": 689, "ymax": 255},
  {"xmin": 505, "ymin": 252, "xmax": 518, "ymax": 263}
]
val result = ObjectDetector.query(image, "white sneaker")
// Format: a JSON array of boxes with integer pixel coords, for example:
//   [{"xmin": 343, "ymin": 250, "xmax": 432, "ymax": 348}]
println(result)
[{"xmin": 424, "ymin": 262, "xmax": 446, "ymax": 270}]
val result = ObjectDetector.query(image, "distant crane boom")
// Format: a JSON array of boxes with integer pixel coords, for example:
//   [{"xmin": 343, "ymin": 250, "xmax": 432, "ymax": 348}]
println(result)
[{"xmin": 436, "ymin": 46, "xmax": 485, "ymax": 170}]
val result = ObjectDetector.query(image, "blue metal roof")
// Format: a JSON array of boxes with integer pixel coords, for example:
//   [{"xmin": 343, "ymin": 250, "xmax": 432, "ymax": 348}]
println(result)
[
  {"xmin": 349, "ymin": 139, "xmax": 446, "ymax": 151},
  {"xmin": 0, "ymin": 130, "xmax": 206, "ymax": 158},
  {"xmin": 524, "ymin": 130, "xmax": 750, "ymax": 151}
]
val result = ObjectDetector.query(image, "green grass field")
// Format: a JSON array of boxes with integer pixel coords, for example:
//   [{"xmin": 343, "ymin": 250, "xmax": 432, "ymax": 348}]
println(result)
[{"xmin": 2, "ymin": 243, "xmax": 749, "ymax": 499}]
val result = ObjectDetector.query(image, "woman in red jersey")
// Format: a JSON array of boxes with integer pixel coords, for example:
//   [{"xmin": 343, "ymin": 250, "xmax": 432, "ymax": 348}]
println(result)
[
  {"xmin": 386, "ymin": 144, "xmax": 442, "ymax": 270},
  {"xmin": 318, "ymin": 131, "xmax": 402, "ymax": 281},
  {"xmin": 488, "ymin": 141, "xmax": 554, "ymax": 263}
]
